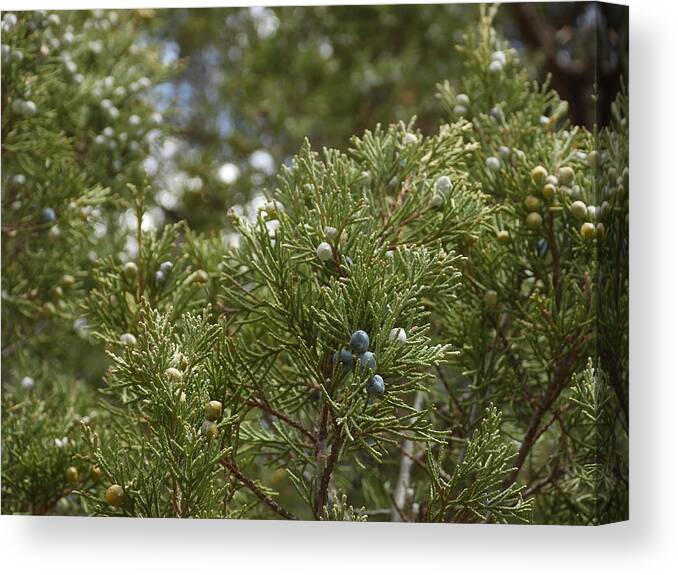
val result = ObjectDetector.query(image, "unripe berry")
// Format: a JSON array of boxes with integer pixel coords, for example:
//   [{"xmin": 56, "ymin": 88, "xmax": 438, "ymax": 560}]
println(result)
[
  {"xmin": 91, "ymin": 465, "xmax": 102, "ymax": 480},
  {"xmin": 201, "ymin": 419, "xmax": 219, "ymax": 439},
  {"xmin": 453, "ymin": 105, "xmax": 467, "ymax": 116},
  {"xmin": 530, "ymin": 166, "xmax": 548, "ymax": 186},
  {"xmin": 119, "ymin": 332, "xmax": 137, "ymax": 346},
  {"xmin": 580, "ymin": 222, "xmax": 596, "ymax": 239},
  {"xmin": 570, "ymin": 200, "xmax": 587, "ymax": 220},
  {"xmin": 491, "ymin": 50, "xmax": 507, "ymax": 65},
  {"xmin": 587, "ymin": 150, "xmax": 599, "ymax": 167},
  {"xmin": 402, "ymin": 132, "xmax": 418, "ymax": 145},
  {"xmin": 557, "ymin": 166, "xmax": 575, "ymax": 185},
  {"xmin": 105, "ymin": 484, "xmax": 125, "ymax": 507},
  {"xmin": 165, "ymin": 367, "xmax": 183, "ymax": 383},
  {"xmin": 42, "ymin": 302, "xmax": 56, "ymax": 316},
  {"xmin": 193, "ymin": 269, "xmax": 209, "ymax": 284},
  {"xmin": 65, "ymin": 466, "xmax": 79, "ymax": 484},
  {"xmin": 430, "ymin": 193, "xmax": 444, "ymax": 209},
  {"xmin": 526, "ymin": 212, "xmax": 543, "ymax": 230},
  {"xmin": 486, "ymin": 156, "xmax": 501, "ymax": 171},
  {"xmin": 333, "ymin": 347, "xmax": 354, "ymax": 370},
  {"xmin": 484, "ymin": 290, "xmax": 498, "ymax": 309},
  {"xmin": 316, "ymin": 241, "xmax": 333, "ymax": 262},
  {"xmin": 61, "ymin": 274, "xmax": 76, "ymax": 288},
  {"xmin": 524, "ymin": 195, "xmax": 541, "ymax": 212},
  {"xmin": 488, "ymin": 60, "xmax": 503, "ymax": 73},
  {"xmin": 349, "ymin": 330, "xmax": 369, "ymax": 354},
  {"xmin": 456, "ymin": 93, "xmax": 470, "ymax": 106},
  {"xmin": 435, "ymin": 175, "xmax": 452, "ymax": 194},
  {"xmin": 366, "ymin": 374, "xmax": 385, "ymax": 397},
  {"xmin": 389, "ymin": 327, "xmax": 407, "ymax": 343},
  {"xmin": 358, "ymin": 351, "xmax": 377, "ymax": 372},
  {"xmin": 123, "ymin": 261, "xmax": 138, "ymax": 278},
  {"xmin": 596, "ymin": 223, "xmax": 606, "ymax": 238},
  {"xmin": 496, "ymin": 230, "xmax": 510, "ymax": 243},
  {"xmin": 204, "ymin": 400, "xmax": 223, "ymax": 421},
  {"xmin": 542, "ymin": 183, "xmax": 556, "ymax": 201}
]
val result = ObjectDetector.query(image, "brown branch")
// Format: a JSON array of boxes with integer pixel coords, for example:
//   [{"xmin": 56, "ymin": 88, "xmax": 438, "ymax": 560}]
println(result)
[
  {"xmin": 221, "ymin": 458, "xmax": 297, "ymax": 520},
  {"xmin": 246, "ymin": 399, "xmax": 315, "ymax": 442}
]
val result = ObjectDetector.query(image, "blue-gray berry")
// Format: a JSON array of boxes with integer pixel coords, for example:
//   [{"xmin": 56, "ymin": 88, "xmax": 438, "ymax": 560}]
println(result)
[
  {"xmin": 40, "ymin": 207, "xmax": 56, "ymax": 223},
  {"xmin": 333, "ymin": 347, "xmax": 354, "ymax": 371},
  {"xmin": 349, "ymin": 330, "xmax": 369, "ymax": 354},
  {"xmin": 155, "ymin": 270, "xmax": 166, "ymax": 284},
  {"xmin": 358, "ymin": 351, "xmax": 377, "ymax": 371},
  {"xmin": 366, "ymin": 374, "xmax": 385, "ymax": 396}
]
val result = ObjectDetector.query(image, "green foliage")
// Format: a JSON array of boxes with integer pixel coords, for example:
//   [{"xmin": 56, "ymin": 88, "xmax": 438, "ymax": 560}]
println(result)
[
  {"xmin": 426, "ymin": 405, "xmax": 531, "ymax": 523},
  {"xmin": 2, "ymin": 7, "xmax": 628, "ymax": 524}
]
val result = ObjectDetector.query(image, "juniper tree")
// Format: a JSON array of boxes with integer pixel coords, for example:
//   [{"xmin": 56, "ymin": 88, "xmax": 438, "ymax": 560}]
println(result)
[
  {"xmin": 1, "ymin": 6, "xmax": 628, "ymax": 524},
  {"xmin": 1, "ymin": 9, "xmax": 169, "ymax": 515}
]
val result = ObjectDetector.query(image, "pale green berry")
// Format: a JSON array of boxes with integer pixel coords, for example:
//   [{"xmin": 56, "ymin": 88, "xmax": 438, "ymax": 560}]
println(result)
[
  {"xmin": 486, "ymin": 156, "xmax": 501, "ymax": 171},
  {"xmin": 456, "ymin": 93, "xmax": 470, "ymax": 106},
  {"xmin": 542, "ymin": 183, "xmax": 556, "ymax": 201},
  {"xmin": 123, "ymin": 262, "xmax": 138, "ymax": 278},
  {"xmin": 557, "ymin": 166, "xmax": 575, "ymax": 185},
  {"xmin": 165, "ymin": 367, "xmax": 182, "ymax": 382},
  {"xmin": 570, "ymin": 201, "xmax": 588, "ymax": 220},
  {"xmin": 530, "ymin": 166, "xmax": 548, "ymax": 186},
  {"xmin": 496, "ymin": 230, "xmax": 510, "ymax": 243},
  {"xmin": 119, "ymin": 333, "xmax": 137, "ymax": 346},
  {"xmin": 526, "ymin": 212, "xmax": 543, "ymax": 230},
  {"xmin": 316, "ymin": 242, "xmax": 333, "ymax": 261},
  {"xmin": 204, "ymin": 400, "xmax": 223, "ymax": 421},
  {"xmin": 201, "ymin": 420, "xmax": 219, "ymax": 439},
  {"xmin": 580, "ymin": 222, "xmax": 596, "ymax": 239},
  {"xmin": 524, "ymin": 195, "xmax": 541, "ymax": 212}
]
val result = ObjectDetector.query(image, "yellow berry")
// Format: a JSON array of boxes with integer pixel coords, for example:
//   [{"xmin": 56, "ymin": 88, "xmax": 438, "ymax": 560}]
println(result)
[
  {"xmin": 570, "ymin": 200, "xmax": 588, "ymax": 220},
  {"xmin": 496, "ymin": 230, "xmax": 510, "ymax": 243},
  {"xmin": 123, "ymin": 262, "xmax": 138, "ymax": 278},
  {"xmin": 204, "ymin": 400, "xmax": 223, "ymax": 421},
  {"xmin": 105, "ymin": 484, "xmax": 125, "ymax": 507},
  {"xmin": 164, "ymin": 367, "xmax": 183, "ymax": 382},
  {"xmin": 542, "ymin": 183, "xmax": 556, "ymax": 201},
  {"xmin": 524, "ymin": 195, "xmax": 541, "ymax": 212},
  {"xmin": 530, "ymin": 166, "xmax": 548, "ymax": 186},
  {"xmin": 193, "ymin": 269, "xmax": 209, "ymax": 284},
  {"xmin": 91, "ymin": 465, "xmax": 102, "ymax": 481},
  {"xmin": 526, "ymin": 212, "xmax": 543, "ymax": 230},
  {"xmin": 61, "ymin": 274, "xmax": 76, "ymax": 288},
  {"xmin": 65, "ymin": 466, "xmax": 79, "ymax": 484},
  {"xmin": 201, "ymin": 420, "xmax": 219, "ymax": 439},
  {"xmin": 557, "ymin": 166, "xmax": 575, "ymax": 185},
  {"xmin": 42, "ymin": 302, "xmax": 56, "ymax": 316},
  {"xmin": 580, "ymin": 222, "xmax": 596, "ymax": 239}
]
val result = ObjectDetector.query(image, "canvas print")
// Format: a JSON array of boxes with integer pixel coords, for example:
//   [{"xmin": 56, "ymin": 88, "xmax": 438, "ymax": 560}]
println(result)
[{"xmin": 1, "ymin": 3, "xmax": 628, "ymax": 524}]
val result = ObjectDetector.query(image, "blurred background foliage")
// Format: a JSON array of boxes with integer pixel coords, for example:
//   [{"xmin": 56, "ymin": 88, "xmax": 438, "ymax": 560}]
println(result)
[{"xmin": 144, "ymin": 2, "xmax": 627, "ymax": 232}]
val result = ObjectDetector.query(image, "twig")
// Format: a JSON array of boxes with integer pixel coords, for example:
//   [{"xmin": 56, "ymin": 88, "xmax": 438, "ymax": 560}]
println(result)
[{"xmin": 221, "ymin": 458, "xmax": 297, "ymax": 520}]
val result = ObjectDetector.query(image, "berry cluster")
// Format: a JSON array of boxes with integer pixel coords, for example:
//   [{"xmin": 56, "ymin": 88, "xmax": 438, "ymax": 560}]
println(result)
[
  {"xmin": 333, "ymin": 330, "xmax": 394, "ymax": 397},
  {"xmin": 201, "ymin": 400, "xmax": 223, "ymax": 440}
]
